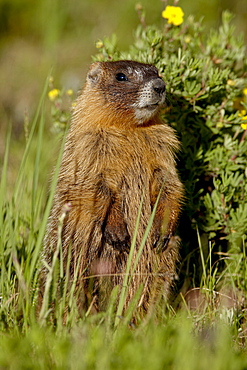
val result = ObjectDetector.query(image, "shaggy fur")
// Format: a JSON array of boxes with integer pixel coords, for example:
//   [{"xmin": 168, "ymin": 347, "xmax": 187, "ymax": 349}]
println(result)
[{"xmin": 43, "ymin": 60, "xmax": 183, "ymax": 313}]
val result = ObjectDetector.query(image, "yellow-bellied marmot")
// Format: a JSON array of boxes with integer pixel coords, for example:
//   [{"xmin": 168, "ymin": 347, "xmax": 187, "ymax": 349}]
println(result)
[{"xmin": 43, "ymin": 60, "xmax": 183, "ymax": 314}]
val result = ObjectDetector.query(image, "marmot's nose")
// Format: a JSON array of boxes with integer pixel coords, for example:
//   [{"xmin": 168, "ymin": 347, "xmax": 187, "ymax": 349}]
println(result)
[{"xmin": 152, "ymin": 78, "xmax": 166, "ymax": 95}]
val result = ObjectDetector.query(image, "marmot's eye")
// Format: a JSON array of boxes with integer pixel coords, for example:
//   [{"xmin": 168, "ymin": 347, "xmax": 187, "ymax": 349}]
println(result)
[{"xmin": 116, "ymin": 73, "xmax": 128, "ymax": 81}]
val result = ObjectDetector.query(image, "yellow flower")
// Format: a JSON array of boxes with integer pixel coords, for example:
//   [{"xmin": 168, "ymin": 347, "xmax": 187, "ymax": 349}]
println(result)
[
  {"xmin": 227, "ymin": 79, "xmax": 236, "ymax": 86},
  {"xmin": 66, "ymin": 89, "xmax": 74, "ymax": 96},
  {"xmin": 184, "ymin": 36, "xmax": 191, "ymax": 44},
  {"xmin": 239, "ymin": 110, "xmax": 247, "ymax": 129},
  {"xmin": 243, "ymin": 88, "xmax": 247, "ymax": 96},
  {"xmin": 239, "ymin": 110, "xmax": 247, "ymax": 117},
  {"xmin": 162, "ymin": 6, "xmax": 184, "ymax": 26},
  {"xmin": 48, "ymin": 88, "xmax": 60, "ymax": 101},
  {"xmin": 96, "ymin": 40, "xmax": 104, "ymax": 49}
]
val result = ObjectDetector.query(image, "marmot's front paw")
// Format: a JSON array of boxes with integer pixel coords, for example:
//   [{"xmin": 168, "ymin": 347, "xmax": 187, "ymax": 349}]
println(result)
[
  {"xmin": 104, "ymin": 222, "xmax": 130, "ymax": 253},
  {"xmin": 154, "ymin": 234, "xmax": 180, "ymax": 254}
]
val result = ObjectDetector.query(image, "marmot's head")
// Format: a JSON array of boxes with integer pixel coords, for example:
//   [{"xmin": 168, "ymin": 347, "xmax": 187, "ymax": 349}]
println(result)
[{"xmin": 84, "ymin": 60, "xmax": 166, "ymax": 126}]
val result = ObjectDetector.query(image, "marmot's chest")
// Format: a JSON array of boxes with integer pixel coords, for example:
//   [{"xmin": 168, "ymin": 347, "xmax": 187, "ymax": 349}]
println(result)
[
  {"xmin": 87, "ymin": 128, "xmax": 167, "ymax": 166},
  {"xmin": 70, "ymin": 127, "xmax": 169, "ymax": 194}
]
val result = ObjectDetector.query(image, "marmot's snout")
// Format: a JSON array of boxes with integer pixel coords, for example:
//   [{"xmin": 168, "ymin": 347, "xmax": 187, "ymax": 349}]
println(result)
[
  {"xmin": 152, "ymin": 78, "xmax": 166, "ymax": 96},
  {"xmin": 134, "ymin": 76, "xmax": 166, "ymax": 123}
]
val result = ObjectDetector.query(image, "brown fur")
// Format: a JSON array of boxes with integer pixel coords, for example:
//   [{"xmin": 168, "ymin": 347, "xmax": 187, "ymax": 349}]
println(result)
[{"xmin": 43, "ymin": 60, "xmax": 183, "ymax": 314}]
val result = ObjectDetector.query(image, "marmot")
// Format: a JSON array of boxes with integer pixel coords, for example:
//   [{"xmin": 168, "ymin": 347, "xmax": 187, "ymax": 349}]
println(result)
[{"xmin": 43, "ymin": 60, "xmax": 183, "ymax": 314}]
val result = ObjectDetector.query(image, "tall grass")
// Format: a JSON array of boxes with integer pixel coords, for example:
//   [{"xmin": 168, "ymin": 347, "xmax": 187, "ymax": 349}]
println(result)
[
  {"xmin": 0, "ymin": 82, "xmax": 247, "ymax": 368},
  {"xmin": 0, "ymin": 77, "xmax": 65, "ymax": 329}
]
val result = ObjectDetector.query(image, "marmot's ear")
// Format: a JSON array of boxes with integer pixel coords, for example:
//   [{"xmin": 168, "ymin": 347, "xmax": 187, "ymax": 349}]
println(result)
[{"xmin": 87, "ymin": 62, "xmax": 102, "ymax": 84}]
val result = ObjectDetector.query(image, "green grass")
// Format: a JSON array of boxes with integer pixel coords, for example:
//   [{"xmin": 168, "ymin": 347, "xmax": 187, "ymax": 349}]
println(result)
[
  {"xmin": 0, "ymin": 83, "xmax": 247, "ymax": 369},
  {"xmin": 0, "ymin": 311, "xmax": 246, "ymax": 369}
]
